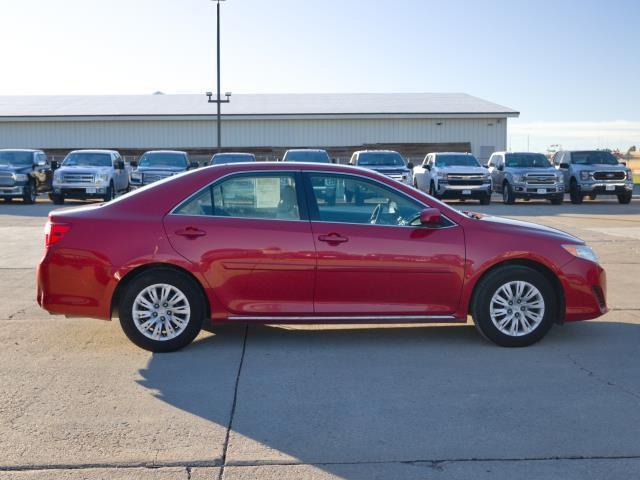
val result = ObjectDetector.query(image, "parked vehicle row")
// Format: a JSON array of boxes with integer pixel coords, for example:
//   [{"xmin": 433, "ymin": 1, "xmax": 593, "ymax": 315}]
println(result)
[{"xmin": 0, "ymin": 149, "xmax": 52, "ymax": 204}]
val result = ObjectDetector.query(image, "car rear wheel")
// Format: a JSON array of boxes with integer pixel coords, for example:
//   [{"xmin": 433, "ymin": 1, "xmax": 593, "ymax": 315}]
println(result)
[
  {"xmin": 119, "ymin": 269, "xmax": 205, "ymax": 352},
  {"xmin": 569, "ymin": 179, "xmax": 583, "ymax": 204},
  {"xmin": 618, "ymin": 192, "xmax": 632, "ymax": 204},
  {"xmin": 472, "ymin": 265, "xmax": 556, "ymax": 347}
]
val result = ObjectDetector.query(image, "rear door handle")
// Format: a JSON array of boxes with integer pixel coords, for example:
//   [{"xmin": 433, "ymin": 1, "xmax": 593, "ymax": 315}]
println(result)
[
  {"xmin": 318, "ymin": 233, "xmax": 348, "ymax": 244},
  {"xmin": 175, "ymin": 227, "xmax": 206, "ymax": 238}
]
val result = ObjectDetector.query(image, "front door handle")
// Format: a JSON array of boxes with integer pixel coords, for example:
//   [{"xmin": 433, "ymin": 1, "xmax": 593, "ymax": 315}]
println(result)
[
  {"xmin": 175, "ymin": 227, "xmax": 206, "ymax": 238},
  {"xmin": 318, "ymin": 233, "xmax": 348, "ymax": 244}
]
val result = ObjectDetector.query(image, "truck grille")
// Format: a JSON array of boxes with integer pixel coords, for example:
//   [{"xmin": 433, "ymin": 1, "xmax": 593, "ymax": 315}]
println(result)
[
  {"xmin": 387, "ymin": 174, "xmax": 404, "ymax": 181},
  {"xmin": 0, "ymin": 172, "xmax": 14, "ymax": 187},
  {"xmin": 525, "ymin": 174, "xmax": 556, "ymax": 184},
  {"xmin": 63, "ymin": 173, "xmax": 95, "ymax": 184},
  {"xmin": 446, "ymin": 174, "xmax": 486, "ymax": 186},
  {"xmin": 593, "ymin": 171, "xmax": 625, "ymax": 181},
  {"xmin": 143, "ymin": 173, "xmax": 171, "ymax": 183}
]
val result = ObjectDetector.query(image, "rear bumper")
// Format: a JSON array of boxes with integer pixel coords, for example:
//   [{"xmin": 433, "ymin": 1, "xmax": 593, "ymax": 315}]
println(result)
[{"xmin": 559, "ymin": 257, "xmax": 607, "ymax": 322}]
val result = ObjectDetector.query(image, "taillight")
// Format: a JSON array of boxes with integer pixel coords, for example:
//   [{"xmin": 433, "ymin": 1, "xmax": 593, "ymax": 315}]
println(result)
[{"xmin": 44, "ymin": 221, "xmax": 71, "ymax": 247}]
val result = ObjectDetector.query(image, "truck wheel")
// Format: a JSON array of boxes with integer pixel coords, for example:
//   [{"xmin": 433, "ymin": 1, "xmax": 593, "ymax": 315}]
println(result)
[
  {"xmin": 479, "ymin": 193, "xmax": 491, "ymax": 205},
  {"xmin": 550, "ymin": 194, "xmax": 563, "ymax": 205},
  {"xmin": 472, "ymin": 265, "xmax": 557, "ymax": 347},
  {"xmin": 429, "ymin": 181, "xmax": 439, "ymax": 199},
  {"xmin": 502, "ymin": 182, "xmax": 515, "ymax": 204},
  {"xmin": 51, "ymin": 192, "xmax": 65, "ymax": 205},
  {"xmin": 2, "ymin": 197, "xmax": 12, "ymax": 203},
  {"xmin": 119, "ymin": 269, "xmax": 205, "ymax": 352},
  {"xmin": 22, "ymin": 180, "xmax": 36, "ymax": 204},
  {"xmin": 103, "ymin": 182, "xmax": 115, "ymax": 202},
  {"xmin": 618, "ymin": 192, "xmax": 632, "ymax": 204},
  {"xmin": 569, "ymin": 179, "xmax": 583, "ymax": 204}
]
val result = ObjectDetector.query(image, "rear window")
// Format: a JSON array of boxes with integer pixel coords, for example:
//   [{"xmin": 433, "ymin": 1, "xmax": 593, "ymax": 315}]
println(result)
[
  {"xmin": 571, "ymin": 151, "xmax": 619, "ymax": 166},
  {"xmin": 505, "ymin": 153, "xmax": 551, "ymax": 168},
  {"xmin": 357, "ymin": 152, "xmax": 405, "ymax": 167},
  {"xmin": 435, "ymin": 155, "xmax": 479, "ymax": 167},
  {"xmin": 283, "ymin": 150, "xmax": 331, "ymax": 163}
]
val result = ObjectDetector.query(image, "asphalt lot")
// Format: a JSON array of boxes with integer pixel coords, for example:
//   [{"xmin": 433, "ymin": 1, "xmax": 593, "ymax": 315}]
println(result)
[{"xmin": 1, "ymin": 194, "xmax": 640, "ymax": 479}]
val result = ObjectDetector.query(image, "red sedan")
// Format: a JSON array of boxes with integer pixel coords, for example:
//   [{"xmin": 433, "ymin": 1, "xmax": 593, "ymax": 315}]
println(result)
[{"xmin": 37, "ymin": 162, "xmax": 606, "ymax": 351}]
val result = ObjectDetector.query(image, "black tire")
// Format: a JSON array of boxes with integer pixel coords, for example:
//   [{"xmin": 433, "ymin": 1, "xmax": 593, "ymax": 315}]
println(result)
[
  {"xmin": 51, "ymin": 192, "xmax": 65, "ymax": 205},
  {"xmin": 550, "ymin": 194, "xmax": 563, "ymax": 205},
  {"xmin": 479, "ymin": 193, "xmax": 491, "ymax": 205},
  {"xmin": 502, "ymin": 182, "xmax": 515, "ymax": 204},
  {"xmin": 472, "ymin": 265, "xmax": 557, "ymax": 347},
  {"xmin": 103, "ymin": 182, "xmax": 115, "ymax": 202},
  {"xmin": 569, "ymin": 179, "xmax": 583, "ymax": 204},
  {"xmin": 618, "ymin": 192, "xmax": 632, "ymax": 204},
  {"xmin": 588, "ymin": 194, "xmax": 597, "ymax": 201},
  {"xmin": 429, "ymin": 181, "xmax": 439, "ymax": 199},
  {"xmin": 119, "ymin": 268, "xmax": 205, "ymax": 352},
  {"xmin": 22, "ymin": 180, "xmax": 36, "ymax": 204}
]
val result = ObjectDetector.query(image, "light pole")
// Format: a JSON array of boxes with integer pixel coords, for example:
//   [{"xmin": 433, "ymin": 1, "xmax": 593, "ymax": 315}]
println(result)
[{"xmin": 206, "ymin": 0, "xmax": 231, "ymax": 153}]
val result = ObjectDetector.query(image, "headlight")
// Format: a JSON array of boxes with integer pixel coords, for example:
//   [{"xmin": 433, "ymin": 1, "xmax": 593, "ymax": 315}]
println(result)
[
  {"xmin": 512, "ymin": 174, "xmax": 524, "ymax": 182},
  {"xmin": 95, "ymin": 173, "xmax": 109, "ymax": 183},
  {"xmin": 436, "ymin": 172, "xmax": 447, "ymax": 179},
  {"xmin": 580, "ymin": 171, "xmax": 591, "ymax": 181},
  {"xmin": 13, "ymin": 173, "xmax": 28, "ymax": 182},
  {"xmin": 53, "ymin": 171, "xmax": 62, "ymax": 182},
  {"xmin": 555, "ymin": 173, "xmax": 563, "ymax": 181},
  {"xmin": 626, "ymin": 169, "xmax": 633, "ymax": 182},
  {"xmin": 562, "ymin": 244, "xmax": 599, "ymax": 263},
  {"xmin": 130, "ymin": 172, "xmax": 142, "ymax": 181}
]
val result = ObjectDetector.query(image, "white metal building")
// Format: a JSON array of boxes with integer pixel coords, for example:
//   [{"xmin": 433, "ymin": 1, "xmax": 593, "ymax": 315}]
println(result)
[{"xmin": 0, "ymin": 93, "xmax": 518, "ymax": 162}]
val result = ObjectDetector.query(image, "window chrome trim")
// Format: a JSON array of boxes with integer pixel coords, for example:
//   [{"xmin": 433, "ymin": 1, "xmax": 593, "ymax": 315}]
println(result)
[
  {"xmin": 228, "ymin": 315, "xmax": 457, "ymax": 322},
  {"xmin": 168, "ymin": 169, "xmax": 306, "ymax": 222},
  {"xmin": 302, "ymin": 169, "xmax": 459, "ymax": 230}
]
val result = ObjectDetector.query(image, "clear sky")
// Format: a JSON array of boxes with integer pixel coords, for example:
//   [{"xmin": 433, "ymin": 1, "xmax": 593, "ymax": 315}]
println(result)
[{"xmin": 1, "ymin": 0, "xmax": 639, "ymax": 151}]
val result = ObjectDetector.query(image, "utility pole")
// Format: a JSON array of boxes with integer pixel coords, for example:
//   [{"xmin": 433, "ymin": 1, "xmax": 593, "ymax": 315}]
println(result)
[{"xmin": 206, "ymin": 0, "xmax": 231, "ymax": 153}]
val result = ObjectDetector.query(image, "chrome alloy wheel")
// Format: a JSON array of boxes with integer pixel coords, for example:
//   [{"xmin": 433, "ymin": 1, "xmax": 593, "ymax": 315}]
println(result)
[
  {"xmin": 132, "ymin": 284, "xmax": 191, "ymax": 341},
  {"xmin": 489, "ymin": 281, "xmax": 545, "ymax": 337}
]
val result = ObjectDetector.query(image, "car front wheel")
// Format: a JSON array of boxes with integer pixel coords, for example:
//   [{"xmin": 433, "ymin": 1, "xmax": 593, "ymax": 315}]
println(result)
[
  {"xmin": 119, "ymin": 269, "xmax": 205, "ymax": 352},
  {"xmin": 472, "ymin": 265, "xmax": 557, "ymax": 347}
]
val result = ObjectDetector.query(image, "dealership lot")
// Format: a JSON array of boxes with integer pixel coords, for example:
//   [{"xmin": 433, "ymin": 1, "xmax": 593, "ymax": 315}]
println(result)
[{"xmin": 1, "ymin": 196, "xmax": 640, "ymax": 479}]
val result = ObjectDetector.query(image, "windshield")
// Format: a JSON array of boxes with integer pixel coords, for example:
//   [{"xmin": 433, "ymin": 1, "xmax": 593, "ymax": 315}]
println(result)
[
  {"xmin": 211, "ymin": 153, "xmax": 256, "ymax": 165},
  {"xmin": 572, "ymin": 151, "xmax": 619, "ymax": 166},
  {"xmin": 63, "ymin": 152, "xmax": 112, "ymax": 167},
  {"xmin": 283, "ymin": 150, "xmax": 331, "ymax": 163},
  {"xmin": 435, "ymin": 155, "xmax": 480, "ymax": 167},
  {"xmin": 139, "ymin": 152, "xmax": 187, "ymax": 168},
  {"xmin": 0, "ymin": 151, "xmax": 34, "ymax": 167},
  {"xmin": 505, "ymin": 153, "xmax": 551, "ymax": 168},
  {"xmin": 357, "ymin": 152, "xmax": 405, "ymax": 167}
]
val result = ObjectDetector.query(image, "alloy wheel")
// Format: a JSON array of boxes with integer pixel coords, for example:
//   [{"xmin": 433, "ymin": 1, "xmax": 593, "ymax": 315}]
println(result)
[
  {"xmin": 489, "ymin": 280, "xmax": 545, "ymax": 337},
  {"xmin": 132, "ymin": 283, "xmax": 191, "ymax": 341}
]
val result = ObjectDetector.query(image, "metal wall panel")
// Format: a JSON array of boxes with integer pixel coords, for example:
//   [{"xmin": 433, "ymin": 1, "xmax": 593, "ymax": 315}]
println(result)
[{"xmin": 0, "ymin": 117, "xmax": 507, "ymax": 158}]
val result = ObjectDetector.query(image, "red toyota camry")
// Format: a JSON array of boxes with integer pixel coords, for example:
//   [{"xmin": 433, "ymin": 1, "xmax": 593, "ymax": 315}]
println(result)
[{"xmin": 37, "ymin": 162, "xmax": 606, "ymax": 352}]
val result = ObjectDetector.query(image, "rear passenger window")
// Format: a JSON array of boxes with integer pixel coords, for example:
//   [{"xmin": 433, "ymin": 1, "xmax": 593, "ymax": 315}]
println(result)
[{"xmin": 174, "ymin": 173, "xmax": 300, "ymax": 220}]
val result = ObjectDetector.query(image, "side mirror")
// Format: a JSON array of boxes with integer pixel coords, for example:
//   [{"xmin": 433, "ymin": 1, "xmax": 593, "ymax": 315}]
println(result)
[
  {"xmin": 407, "ymin": 161, "xmax": 414, "ymax": 169},
  {"xmin": 483, "ymin": 163, "xmax": 489, "ymax": 169},
  {"xmin": 419, "ymin": 208, "xmax": 441, "ymax": 226},
  {"xmin": 115, "ymin": 160, "xmax": 125, "ymax": 170},
  {"xmin": 50, "ymin": 160, "xmax": 59, "ymax": 170},
  {"xmin": 425, "ymin": 164, "xmax": 432, "ymax": 171},
  {"xmin": 36, "ymin": 159, "xmax": 47, "ymax": 167},
  {"xmin": 620, "ymin": 161, "xmax": 627, "ymax": 166},
  {"xmin": 331, "ymin": 158, "xmax": 338, "ymax": 164},
  {"xmin": 497, "ymin": 164, "xmax": 504, "ymax": 171},
  {"xmin": 559, "ymin": 163, "xmax": 569, "ymax": 169},
  {"xmin": 190, "ymin": 161, "xmax": 199, "ymax": 169},
  {"xmin": 130, "ymin": 160, "xmax": 138, "ymax": 168}
]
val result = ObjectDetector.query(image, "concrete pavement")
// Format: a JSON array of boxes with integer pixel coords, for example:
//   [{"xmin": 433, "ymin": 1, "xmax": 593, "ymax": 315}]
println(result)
[{"xmin": 1, "ymin": 196, "xmax": 640, "ymax": 479}]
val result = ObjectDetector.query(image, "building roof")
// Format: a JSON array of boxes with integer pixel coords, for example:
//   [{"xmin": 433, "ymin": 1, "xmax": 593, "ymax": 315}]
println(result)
[{"xmin": 0, "ymin": 93, "xmax": 518, "ymax": 119}]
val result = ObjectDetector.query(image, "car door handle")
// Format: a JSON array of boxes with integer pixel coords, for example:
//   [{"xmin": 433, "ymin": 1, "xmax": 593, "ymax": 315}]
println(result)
[
  {"xmin": 175, "ymin": 227, "xmax": 206, "ymax": 238},
  {"xmin": 318, "ymin": 233, "xmax": 348, "ymax": 244}
]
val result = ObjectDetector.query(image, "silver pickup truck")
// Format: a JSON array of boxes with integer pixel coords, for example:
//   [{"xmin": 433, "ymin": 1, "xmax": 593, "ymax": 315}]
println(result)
[{"xmin": 52, "ymin": 150, "xmax": 130, "ymax": 204}]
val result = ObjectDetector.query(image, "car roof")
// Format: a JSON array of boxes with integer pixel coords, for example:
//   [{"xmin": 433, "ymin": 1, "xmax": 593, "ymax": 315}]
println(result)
[
  {"xmin": 68, "ymin": 149, "xmax": 119, "ymax": 154},
  {"xmin": 353, "ymin": 150, "xmax": 401, "ymax": 154},
  {"xmin": 212, "ymin": 152, "xmax": 256, "ymax": 156},
  {"xmin": 284, "ymin": 149, "xmax": 328, "ymax": 153},
  {"xmin": 432, "ymin": 152, "xmax": 473, "ymax": 156},
  {"xmin": 0, "ymin": 148, "xmax": 42, "ymax": 153},
  {"xmin": 142, "ymin": 150, "xmax": 187, "ymax": 155}
]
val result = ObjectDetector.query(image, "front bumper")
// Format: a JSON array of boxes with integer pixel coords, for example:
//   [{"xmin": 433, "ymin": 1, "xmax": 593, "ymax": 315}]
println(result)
[
  {"xmin": 53, "ymin": 183, "xmax": 109, "ymax": 198},
  {"xmin": 438, "ymin": 183, "xmax": 492, "ymax": 198},
  {"xmin": 559, "ymin": 257, "xmax": 607, "ymax": 322},
  {"xmin": 0, "ymin": 185, "xmax": 26, "ymax": 197},
  {"xmin": 512, "ymin": 182, "xmax": 564, "ymax": 197},
  {"xmin": 579, "ymin": 182, "xmax": 633, "ymax": 194}
]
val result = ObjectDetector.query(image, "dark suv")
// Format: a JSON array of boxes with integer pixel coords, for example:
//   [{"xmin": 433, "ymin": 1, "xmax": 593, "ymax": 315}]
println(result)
[
  {"xmin": 129, "ymin": 151, "xmax": 197, "ymax": 189},
  {"xmin": 0, "ymin": 149, "xmax": 52, "ymax": 204}
]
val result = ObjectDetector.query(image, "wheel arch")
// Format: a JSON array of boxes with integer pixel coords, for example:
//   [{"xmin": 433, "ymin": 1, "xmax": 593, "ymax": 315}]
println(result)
[
  {"xmin": 468, "ymin": 258, "xmax": 565, "ymax": 323},
  {"xmin": 110, "ymin": 262, "xmax": 211, "ymax": 321}
]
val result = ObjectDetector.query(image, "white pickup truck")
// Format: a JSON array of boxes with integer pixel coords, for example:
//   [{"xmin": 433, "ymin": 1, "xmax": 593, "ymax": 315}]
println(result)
[{"xmin": 52, "ymin": 150, "xmax": 130, "ymax": 204}]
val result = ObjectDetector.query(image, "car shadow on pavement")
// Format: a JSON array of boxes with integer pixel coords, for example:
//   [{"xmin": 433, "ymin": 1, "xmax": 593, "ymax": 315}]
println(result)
[{"xmin": 137, "ymin": 321, "xmax": 640, "ymax": 478}]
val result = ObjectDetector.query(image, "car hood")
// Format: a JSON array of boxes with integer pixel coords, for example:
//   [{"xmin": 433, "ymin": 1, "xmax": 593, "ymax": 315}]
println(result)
[
  {"xmin": 361, "ymin": 165, "xmax": 410, "ymax": 173},
  {"xmin": 0, "ymin": 165, "xmax": 31, "ymax": 174},
  {"xmin": 467, "ymin": 212, "xmax": 582, "ymax": 243},
  {"xmin": 573, "ymin": 163, "xmax": 627, "ymax": 171},
  {"xmin": 135, "ymin": 166, "xmax": 186, "ymax": 173},
  {"xmin": 439, "ymin": 166, "xmax": 487, "ymax": 174}
]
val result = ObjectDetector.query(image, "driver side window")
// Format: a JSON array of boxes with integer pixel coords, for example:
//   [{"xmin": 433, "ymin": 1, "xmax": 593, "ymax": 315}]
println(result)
[{"xmin": 308, "ymin": 174, "xmax": 422, "ymax": 226}]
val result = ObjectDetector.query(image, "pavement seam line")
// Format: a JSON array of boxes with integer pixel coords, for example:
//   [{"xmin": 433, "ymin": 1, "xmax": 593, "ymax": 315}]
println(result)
[
  {"xmin": 4, "ymin": 454, "xmax": 640, "ymax": 473},
  {"xmin": 218, "ymin": 324, "xmax": 249, "ymax": 480},
  {"xmin": 566, "ymin": 353, "xmax": 640, "ymax": 402}
]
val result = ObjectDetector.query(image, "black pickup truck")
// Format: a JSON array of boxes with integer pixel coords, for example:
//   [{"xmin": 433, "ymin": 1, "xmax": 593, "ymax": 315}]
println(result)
[{"xmin": 0, "ymin": 149, "xmax": 53, "ymax": 204}]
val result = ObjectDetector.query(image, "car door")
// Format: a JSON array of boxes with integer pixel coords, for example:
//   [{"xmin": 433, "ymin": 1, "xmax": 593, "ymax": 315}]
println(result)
[
  {"xmin": 164, "ymin": 171, "xmax": 316, "ymax": 316},
  {"xmin": 303, "ymin": 171, "xmax": 465, "ymax": 317}
]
